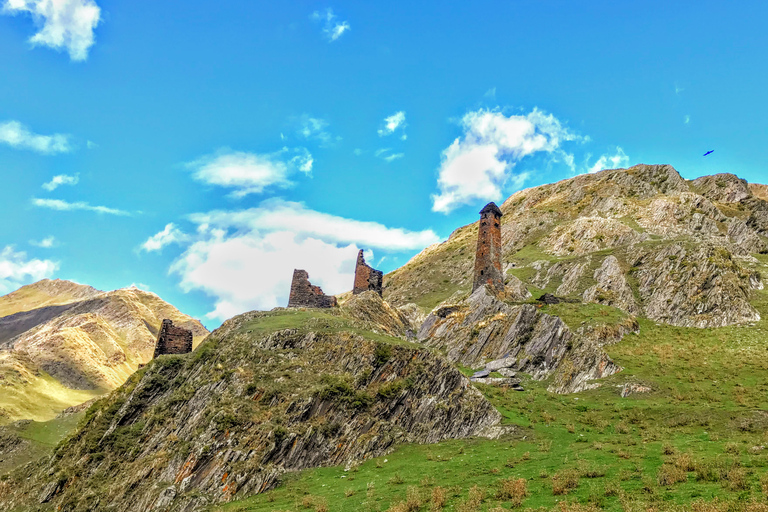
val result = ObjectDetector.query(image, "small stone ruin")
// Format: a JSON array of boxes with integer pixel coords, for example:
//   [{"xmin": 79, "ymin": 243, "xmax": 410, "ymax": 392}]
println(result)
[
  {"xmin": 153, "ymin": 319, "xmax": 193, "ymax": 358},
  {"xmin": 352, "ymin": 249, "xmax": 383, "ymax": 296},
  {"xmin": 287, "ymin": 269, "xmax": 338, "ymax": 308}
]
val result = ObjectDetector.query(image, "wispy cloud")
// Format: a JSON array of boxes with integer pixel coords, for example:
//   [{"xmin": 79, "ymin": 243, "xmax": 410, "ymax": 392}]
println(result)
[
  {"xmin": 378, "ymin": 111, "xmax": 407, "ymax": 139},
  {"xmin": 153, "ymin": 199, "xmax": 440, "ymax": 320},
  {"xmin": 31, "ymin": 197, "xmax": 130, "ymax": 215},
  {"xmin": 42, "ymin": 173, "xmax": 79, "ymax": 191},
  {"xmin": 0, "ymin": 245, "xmax": 58, "ymax": 294},
  {"xmin": 431, "ymin": 108, "xmax": 582, "ymax": 213},
  {"xmin": 30, "ymin": 236, "xmax": 56, "ymax": 248},
  {"xmin": 374, "ymin": 148, "xmax": 404, "ymax": 162},
  {"xmin": 684, "ymin": 115, "xmax": 691, "ymax": 125},
  {"xmin": 674, "ymin": 82, "xmax": 684, "ymax": 95},
  {"xmin": 295, "ymin": 115, "xmax": 338, "ymax": 146},
  {"xmin": 587, "ymin": 147, "xmax": 629, "ymax": 174},
  {"xmin": 187, "ymin": 148, "xmax": 313, "ymax": 198},
  {"xmin": 2, "ymin": 0, "xmax": 101, "ymax": 61},
  {"xmin": 0, "ymin": 120, "xmax": 71, "ymax": 154},
  {"xmin": 140, "ymin": 223, "xmax": 189, "ymax": 253},
  {"xmin": 310, "ymin": 8, "xmax": 350, "ymax": 42}
]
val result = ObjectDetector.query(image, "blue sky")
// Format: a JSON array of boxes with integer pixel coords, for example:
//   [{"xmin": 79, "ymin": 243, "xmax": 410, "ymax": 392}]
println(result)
[{"xmin": 1, "ymin": 0, "xmax": 767, "ymax": 328}]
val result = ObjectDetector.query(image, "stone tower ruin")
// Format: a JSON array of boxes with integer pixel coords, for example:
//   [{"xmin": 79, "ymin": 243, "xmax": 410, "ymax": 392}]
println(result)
[
  {"xmin": 353, "ymin": 250, "xmax": 383, "ymax": 296},
  {"xmin": 287, "ymin": 269, "xmax": 338, "ymax": 308},
  {"xmin": 472, "ymin": 202, "xmax": 504, "ymax": 295},
  {"xmin": 153, "ymin": 319, "xmax": 193, "ymax": 358}
]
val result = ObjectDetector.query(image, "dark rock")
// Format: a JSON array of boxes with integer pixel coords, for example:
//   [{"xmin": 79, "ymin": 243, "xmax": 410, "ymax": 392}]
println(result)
[
  {"xmin": 537, "ymin": 293, "xmax": 560, "ymax": 304},
  {"xmin": 471, "ymin": 369, "xmax": 490, "ymax": 378}
]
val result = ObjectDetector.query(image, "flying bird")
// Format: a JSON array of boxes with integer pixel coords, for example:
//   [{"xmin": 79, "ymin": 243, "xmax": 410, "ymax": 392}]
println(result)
[{"xmin": 703, "ymin": 150, "xmax": 714, "ymax": 156}]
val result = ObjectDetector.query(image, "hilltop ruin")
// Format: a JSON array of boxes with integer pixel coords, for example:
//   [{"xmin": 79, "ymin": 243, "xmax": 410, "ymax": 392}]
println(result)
[
  {"xmin": 153, "ymin": 319, "xmax": 193, "ymax": 357},
  {"xmin": 353, "ymin": 249, "xmax": 383, "ymax": 296},
  {"xmin": 472, "ymin": 202, "xmax": 504, "ymax": 295},
  {"xmin": 287, "ymin": 269, "xmax": 338, "ymax": 308}
]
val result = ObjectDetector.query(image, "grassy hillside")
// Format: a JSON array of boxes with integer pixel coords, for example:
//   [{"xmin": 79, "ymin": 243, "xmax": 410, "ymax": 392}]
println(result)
[{"xmin": 216, "ymin": 282, "xmax": 768, "ymax": 512}]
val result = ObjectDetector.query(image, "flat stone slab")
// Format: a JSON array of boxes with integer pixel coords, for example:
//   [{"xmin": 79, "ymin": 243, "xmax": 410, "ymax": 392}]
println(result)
[
  {"xmin": 471, "ymin": 369, "xmax": 491, "ymax": 379},
  {"xmin": 485, "ymin": 356, "xmax": 516, "ymax": 371}
]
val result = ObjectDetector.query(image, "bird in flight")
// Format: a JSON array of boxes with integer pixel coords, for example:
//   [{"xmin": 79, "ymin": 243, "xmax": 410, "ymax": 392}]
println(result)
[{"xmin": 703, "ymin": 150, "xmax": 714, "ymax": 156}]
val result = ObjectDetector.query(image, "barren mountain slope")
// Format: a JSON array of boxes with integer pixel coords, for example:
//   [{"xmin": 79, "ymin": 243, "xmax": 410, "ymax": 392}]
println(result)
[
  {"xmin": 384, "ymin": 165, "xmax": 767, "ymax": 329},
  {"xmin": 0, "ymin": 281, "xmax": 208, "ymax": 423}
]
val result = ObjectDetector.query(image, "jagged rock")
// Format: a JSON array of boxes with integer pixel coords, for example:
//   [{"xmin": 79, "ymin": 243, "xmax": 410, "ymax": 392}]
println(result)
[
  {"xmin": 504, "ymin": 274, "xmax": 532, "ymax": 301},
  {"xmin": 634, "ymin": 243, "xmax": 760, "ymax": 327},
  {"xmin": 485, "ymin": 356, "xmax": 516, "ymax": 371},
  {"xmin": 396, "ymin": 303, "xmax": 427, "ymax": 332},
  {"xmin": 498, "ymin": 368, "xmax": 517, "ymax": 378},
  {"xmin": 471, "ymin": 369, "xmax": 490, "ymax": 378},
  {"xmin": 540, "ymin": 217, "xmax": 647, "ymax": 256},
  {"xmin": 583, "ymin": 256, "xmax": 641, "ymax": 315},
  {"xmin": 342, "ymin": 291, "xmax": 412, "ymax": 337},
  {"xmin": 620, "ymin": 383, "xmax": 652, "ymax": 398},
  {"xmin": 750, "ymin": 183, "xmax": 768, "ymax": 201},
  {"xmin": 555, "ymin": 259, "xmax": 591, "ymax": 296},
  {"xmin": 728, "ymin": 219, "xmax": 768, "ymax": 254},
  {"xmin": 693, "ymin": 173, "xmax": 752, "ymax": 203},
  {"xmin": 418, "ymin": 287, "xmax": 622, "ymax": 394}
]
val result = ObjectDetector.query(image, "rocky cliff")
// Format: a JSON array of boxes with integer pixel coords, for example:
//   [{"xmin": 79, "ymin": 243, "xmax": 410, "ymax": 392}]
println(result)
[
  {"xmin": 0, "ymin": 308, "xmax": 499, "ymax": 512},
  {"xmin": 385, "ymin": 165, "xmax": 766, "ymax": 330},
  {"xmin": 0, "ymin": 280, "xmax": 208, "ymax": 423}
]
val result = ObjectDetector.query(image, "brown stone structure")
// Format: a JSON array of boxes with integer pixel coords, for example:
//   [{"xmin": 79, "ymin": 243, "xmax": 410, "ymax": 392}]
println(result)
[
  {"xmin": 153, "ymin": 319, "xmax": 193, "ymax": 358},
  {"xmin": 353, "ymin": 250, "xmax": 383, "ymax": 296},
  {"xmin": 472, "ymin": 202, "xmax": 504, "ymax": 295},
  {"xmin": 287, "ymin": 269, "xmax": 338, "ymax": 308}
]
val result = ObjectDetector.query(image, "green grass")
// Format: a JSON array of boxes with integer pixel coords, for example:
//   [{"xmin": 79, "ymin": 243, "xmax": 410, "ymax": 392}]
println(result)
[{"xmin": 214, "ymin": 279, "xmax": 768, "ymax": 512}]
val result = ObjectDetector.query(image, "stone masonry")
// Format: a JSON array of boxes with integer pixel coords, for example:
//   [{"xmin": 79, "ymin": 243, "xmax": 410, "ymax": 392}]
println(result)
[
  {"xmin": 472, "ymin": 202, "xmax": 504, "ymax": 295},
  {"xmin": 153, "ymin": 319, "xmax": 193, "ymax": 358},
  {"xmin": 353, "ymin": 249, "xmax": 384, "ymax": 296},
  {"xmin": 287, "ymin": 269, "xmax": 338, "ymax": 308}
]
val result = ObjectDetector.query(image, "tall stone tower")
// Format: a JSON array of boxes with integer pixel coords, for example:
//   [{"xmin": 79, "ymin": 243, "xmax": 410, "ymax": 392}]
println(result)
[
  {"xmin": 472, "ymin": 202, "xmax": 504, "ymax": 294},
  {"xmin": 353, "ymin": 250, "xmax": 384, "ymax": 296}
]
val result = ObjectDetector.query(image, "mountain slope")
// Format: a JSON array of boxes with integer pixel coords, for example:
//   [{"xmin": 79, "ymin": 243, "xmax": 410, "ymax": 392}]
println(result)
[
  {"xmin": 0, "ymin": 281, "xmax": 208, "ymax": 423},
  {"xmin": 385, "ymin": 165, "xmax": 767, "ymax": 329},
  {"xmin": 0, "ymin": 306, "xmax": 500, "ymax": 512}
]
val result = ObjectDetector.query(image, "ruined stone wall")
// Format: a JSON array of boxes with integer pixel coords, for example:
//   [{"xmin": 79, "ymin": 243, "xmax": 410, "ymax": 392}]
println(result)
[
  {"xmin": 153, "ymin": 319, "xmax": 193, "ymax": 358},
  {"xmin": 472, "ymin": 202, "xmax": 504, "ymax": 294},
  {"xmin": 287, "ymin": 269, "xmax": 338, "ymax": 308},
  {"xmin": 353, "ymin": 250, "xmax": 383, "ymax": 296}
]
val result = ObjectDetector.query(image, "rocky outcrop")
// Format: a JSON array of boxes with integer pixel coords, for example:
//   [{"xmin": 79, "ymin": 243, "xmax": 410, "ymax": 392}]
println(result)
[
  {"xmin": 633, "ymin": 243, "xmax": 760, "ymax": 327},
  {"xmin": 583, "ymin": 256, "xmax": 641, "ymax": 315},
  {"xmin": 693, "ymin": 173, "xmax": 752, "ymax": 203},
  {"xmin": 342, "ymin": 291, "xmax": 413, "ymax": 337},
  {"xmin": 287, "ymin": 270, "xmax": 338, "ymax": 308},
  {"xmin": 540, "ymin": 217, "xmax": 646, "ymax": 256},
  {"xmin": 418, "ymin": 287, "xmax": 623, "ymax": 393},
  {"xmin": 0, "ymin": 310, "xmax": 500, "ymax": 512}
]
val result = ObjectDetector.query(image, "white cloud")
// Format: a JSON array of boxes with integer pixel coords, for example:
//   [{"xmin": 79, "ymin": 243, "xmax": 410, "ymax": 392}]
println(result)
[
  {"xmin": 311, "ymin": 8, "xmax": 350, "ymax": 42},
  {"xmin": 684, "ymin": 115, "xmax": 691, "ymax": 125},
  {"xmin": 42, "ymin": 173, "xmax": 79, "ymax": 191},
  {"xmin": 163, "ymin": 199, "xmax": 440, "ymax": 320},
  {"xmin": 187, "ymin": 148, "xmax": 313, "ymax": 198},
  {"xmin": 0, "ymin": 245, "xmax": 58, "ymax": 294},
  {"xmin": 0, "ymin": 120, "xmax": 71, "ymax": 154},
  {"xmin": 378, "ymin": 111, "xmax": 407, "ymax": 139},
  {"xmin": 431, "ymin": 108, "xmax": 581, "ymax": 213},
  {"xmin": 30, "ymin": 236, "xmax": 56, "ymax": 248},
  {"xmin": 2, "ymin": 0, "xmax": 100, "ymax": 61},
  {"xmin": 674, "ymin": 82, "xmax": 684, "ymax": 95},
  {"xmin": 296, "ymin": 115, "xmax": 338, "ymax": 146},
  {"xmin": 140, "ymin": 223, "xmax": 189, "ymax": 252},
  {"xmin": 31, "ymin": 197, "xmax": 130, "ymax": 215},
  {"xmin": 587, "ymin": 147, "xmax": 629, "ymax": 174},
  {"xmin": 374, "ymin": 148, "xmax": 404, "ymax": 162}
]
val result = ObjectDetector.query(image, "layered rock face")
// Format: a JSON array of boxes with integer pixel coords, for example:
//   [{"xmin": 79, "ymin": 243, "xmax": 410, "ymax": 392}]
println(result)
[
  {"xmin": 418, "ymin": 287, "xmax": 633, "ymax": 393},
  {"xmin": 0, "ymin": 310, "xmax": 500, "ymax": 512},
  {"xmin": 385, "ymin": 165, "xmax": 767, "ymax": 329},
  {"xmin": 353, "ymin": 250, "xmax": 384, "ymax": 295},
  {"xmin": 287, "ymin": 270, "xmax": 338, "ymax": 308},
  {"xmin": 153, "ymin": 319, "xmax": 193, "ymax": 357},
  {"xmin": 0, "ymin": 281, "xmax": 208, "ymax": 423}
]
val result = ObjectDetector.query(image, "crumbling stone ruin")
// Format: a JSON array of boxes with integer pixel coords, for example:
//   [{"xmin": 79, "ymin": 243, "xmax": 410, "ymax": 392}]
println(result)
[
  {"xmin": 472, "ymin": 202, "xmax": 504, "ymax": 295},
  {"xmin": 153, "ymin": 319, "xmax": 193, "ymax": 358},
  {"xmin": 288, "ymin": 269, "xmax": 338, "ymax": 308},
  {"xmin": 353, "ymin": 249, "xmax": 383, "ymax": 296}
]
